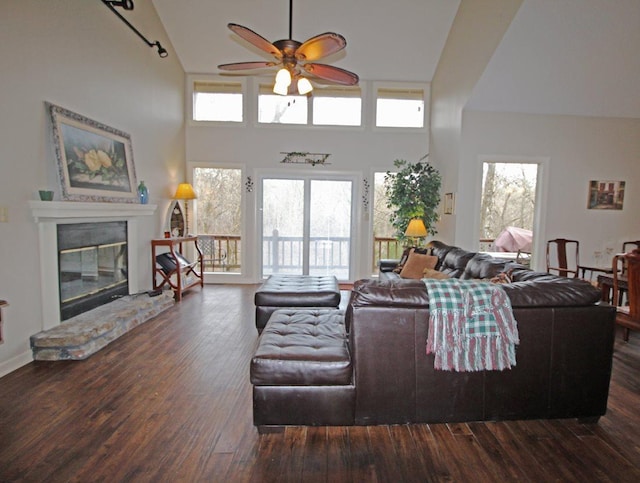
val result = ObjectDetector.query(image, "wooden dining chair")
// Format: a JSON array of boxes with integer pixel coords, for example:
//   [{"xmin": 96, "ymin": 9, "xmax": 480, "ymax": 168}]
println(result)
[
  {"xmin": 623, "ymin": 241, "xmax": 640, "ymax": 253},
  {"xmin": 546, "ymin": 238, "xmax": 580, "ymax": 278},
  {"xmin": 613, "ymin": 249, "xmax": 640, "ymax": 341}
]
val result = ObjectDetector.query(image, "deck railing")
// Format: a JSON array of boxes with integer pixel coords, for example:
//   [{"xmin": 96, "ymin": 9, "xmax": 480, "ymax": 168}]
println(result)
[
  {"xmin": 198, "ymin": 233, "xmax": 406, "ymax": 276},
  {"xmin": 372, "ymin": 237, "xmax": 403, "ymax": 273},
  {"xmin": 197, "ymin": 235, "xmax": 242, "ymax": 272},
  {"xmin": 262, "ymin": 231, "xmax": 350, "ymax": 279}
]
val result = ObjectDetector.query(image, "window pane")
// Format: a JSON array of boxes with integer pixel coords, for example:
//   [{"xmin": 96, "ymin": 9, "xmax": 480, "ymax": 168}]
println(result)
[
  {"xmin": 313, "ymin": 97, "xmax": 362, "ymax": 126},
  {"xmin": 258, "ymin": 94, "xmax": 307, "ymax": 124},
  {"xmin": 193, "ymin": 167, "xmax": 243, "ymax": 273},
  {"xmin": 194, "ymin": 92, "xmax": 243, "ymax": 122},
  {"xmin": 479, "ymin": 162, "xmax": 538, "ymax": 262},
  {"xmin": 376, "ymin": 98, "xmax": 424, "ymax": 128}
]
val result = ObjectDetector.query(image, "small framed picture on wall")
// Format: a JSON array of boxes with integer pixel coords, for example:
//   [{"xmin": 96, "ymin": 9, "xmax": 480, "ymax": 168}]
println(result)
[
  {"xmin": 444, "ymin": 192, "xmax": 456, "ymax": 215},
  {"xmin": 587, "ymin": 180, "xmax": 625, "ymax": 210}
]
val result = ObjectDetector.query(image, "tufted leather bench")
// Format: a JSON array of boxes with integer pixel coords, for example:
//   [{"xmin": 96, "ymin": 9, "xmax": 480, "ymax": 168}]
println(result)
[
  {"xmin": 250, "ymin": 309, "xmax": 355, "ymax": 432},
  {"xmin": 254, "ymin": 275, "xmax": 341, "ymax": 331}
]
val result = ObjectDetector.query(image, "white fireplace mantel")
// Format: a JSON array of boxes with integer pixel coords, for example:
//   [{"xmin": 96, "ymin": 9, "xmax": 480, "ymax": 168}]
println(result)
[
  {"xmin": 29, "ymin": 201, "xmax": 157, "ymax": 330},
  {"xmin": 29, "ymin": 200, "xmax": 157, "ymax": 223}
]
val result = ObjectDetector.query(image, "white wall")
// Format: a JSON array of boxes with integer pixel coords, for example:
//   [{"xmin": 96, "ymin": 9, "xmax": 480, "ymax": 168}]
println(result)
[
  {"xmin": 458, "ymin": 110, "xmax": 640, "ymax": 271},
  {"xmin": 186, "ymin": 79, "xmax": 430, "ymax": 282},
  {"xmin": 430, "ymin": 0, "xmax": 523, "ymax": 244},
  {"xmin": 0, "ymin": 0, "xmax": 185, "ymax": 375}
]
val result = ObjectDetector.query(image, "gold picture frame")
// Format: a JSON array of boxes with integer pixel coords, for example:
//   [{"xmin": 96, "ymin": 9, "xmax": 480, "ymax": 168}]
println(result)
[
  {"xmin": 444, "ymin": 192, "xmax": 455, "ymax": 215},
  {"xmin": 47, "ymin": 102, "xmax": 138, "ymax": 202}
]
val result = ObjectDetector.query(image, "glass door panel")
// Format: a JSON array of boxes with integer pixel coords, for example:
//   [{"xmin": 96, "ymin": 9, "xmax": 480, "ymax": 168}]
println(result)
[
  {"xmin": 309, "ymin": 180, "xmax": 352, "ymax": 280},
  {"xmin": 192, "ymin": 167, "xmax": 242, "ymax": 274},
  {"xmin": 262, "ymin": 179, "xmax": 304, "ymax": 275},
  {"xmin": 261, "ymin": 177, "xmax": 353, "ymax": 280}
]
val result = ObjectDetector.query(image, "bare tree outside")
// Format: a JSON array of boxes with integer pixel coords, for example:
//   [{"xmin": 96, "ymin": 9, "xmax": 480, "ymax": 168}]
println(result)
[
  {"xmin": 193, "ymin": 167, "xmax": 242, "ymax": 272},
  {"xmin": 194, "ymin": 167, "xmax": 242, "ymax": 235},
  {"xmin": 373, "ymin": 173, "xmax": 395, "ymax": 239},
  {"xmin": 479, "ymin": 162, "xmax": 538, "ymax": 246}
]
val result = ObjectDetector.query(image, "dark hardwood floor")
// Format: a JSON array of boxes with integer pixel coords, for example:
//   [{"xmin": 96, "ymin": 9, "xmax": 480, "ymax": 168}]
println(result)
[{"xmin": 1, "ymin": 284, "xmax": 640, "ymax": 482}]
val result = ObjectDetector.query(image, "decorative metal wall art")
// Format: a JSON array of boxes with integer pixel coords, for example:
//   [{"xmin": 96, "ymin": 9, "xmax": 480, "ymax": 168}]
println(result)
[{"xmin": 280, "ymin": 152, "xmax": 331, "ymax": 166}]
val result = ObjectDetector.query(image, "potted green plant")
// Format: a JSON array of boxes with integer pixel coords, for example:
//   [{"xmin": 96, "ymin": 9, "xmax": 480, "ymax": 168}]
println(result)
[{"xmin": 385, "ymin": 157, "xmax": 442, "ymax": 242}]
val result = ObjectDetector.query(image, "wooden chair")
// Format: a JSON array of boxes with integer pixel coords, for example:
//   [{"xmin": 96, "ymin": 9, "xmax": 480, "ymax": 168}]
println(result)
[
  {"xmin": 623, "ymin": 241, "xmax": 640, "ymax": 254},
  {"xmin": 546, "ymin": 238, "xmax": 580, "ymax": 278},
  {"xmin": 197, "ymin": 235, "xmax": 227, "ymax": 271},
  {"xmin": 613, "ymin": 249, "xmax": 640, "ymax": 341}
]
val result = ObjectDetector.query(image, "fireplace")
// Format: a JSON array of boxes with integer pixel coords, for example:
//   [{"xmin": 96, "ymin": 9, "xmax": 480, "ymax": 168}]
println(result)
[
  {"xmin": 30, "ymin": 200, "xmax": 156, "ymax": 329},
  {"xmin": 58, "ymin": 222, "xmax": 129, "ymax": 320}
]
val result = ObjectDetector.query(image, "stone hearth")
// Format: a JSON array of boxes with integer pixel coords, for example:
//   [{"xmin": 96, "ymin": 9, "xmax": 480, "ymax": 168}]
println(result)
[{"xmin": 30, "ymin": 291, "xmax": 174, "ymax": 361}]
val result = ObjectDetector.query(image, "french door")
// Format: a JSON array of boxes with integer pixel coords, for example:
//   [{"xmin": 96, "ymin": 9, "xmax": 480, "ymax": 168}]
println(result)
[{"xmin": 261, "ymin": 176, "xmax": 354, "ymax": 280}]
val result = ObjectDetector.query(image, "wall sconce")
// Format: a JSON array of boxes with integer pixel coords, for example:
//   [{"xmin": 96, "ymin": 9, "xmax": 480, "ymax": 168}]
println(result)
[{"xmin": 101, "ymin": 0, "xmax": 168, "ymax": 58}]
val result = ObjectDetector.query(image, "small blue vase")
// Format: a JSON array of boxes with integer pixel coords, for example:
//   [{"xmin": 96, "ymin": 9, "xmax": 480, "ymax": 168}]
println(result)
[{"xmin": 137, "ymin": 181, "xmax": 149, "ymax": 204}]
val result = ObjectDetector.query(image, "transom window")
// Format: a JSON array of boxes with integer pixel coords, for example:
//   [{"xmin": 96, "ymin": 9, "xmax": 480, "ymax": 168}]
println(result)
[
  {"xmin": 258, "ymin": 84, "xmax": 307, "ymax": 125},
  {"xmin": 375, "ymin": 86, "xmax": 425, "ymax": 128},
  {"xmin": 192, "ymin": 81, "xmax": 243, "ymax": 122},
  {"xmin": 312, "ymin": 86, "xmax": 362, "ymax": 126}
]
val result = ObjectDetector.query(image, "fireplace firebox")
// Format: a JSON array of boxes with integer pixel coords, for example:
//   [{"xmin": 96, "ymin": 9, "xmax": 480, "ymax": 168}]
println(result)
[{"xmin": 57, "ymin": 222, "xmax": 128, "ymax": 320}]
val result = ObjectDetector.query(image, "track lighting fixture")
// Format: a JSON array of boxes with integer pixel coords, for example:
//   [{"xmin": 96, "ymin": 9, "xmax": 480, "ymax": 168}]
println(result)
[
  {"xmin": 101, "ymin": 0, "xmax": 168, "ymax": 58},
  {"xmin": 105, "ymin": 0, "xmax": 134, "ymax": 10}
]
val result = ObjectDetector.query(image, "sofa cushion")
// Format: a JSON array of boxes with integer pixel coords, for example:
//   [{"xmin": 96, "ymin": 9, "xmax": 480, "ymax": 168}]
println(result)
[
  {"xmin": 399, "ymin": 251, "xmax": 438, "ymax": 279},
  {"xmin": 251, "ymin": 309, "xmax": 352, "ymax": 386},
  {"xmin": 460, "ymin": 253, "xmax": 509, "ymax": 280},
  {"xmin": 440, "ymin": 247, "xmax": 476, "ymax": 277},
  {"xmin": 254, "ymin": 274, "xmax": 341, "ymax": 307}
]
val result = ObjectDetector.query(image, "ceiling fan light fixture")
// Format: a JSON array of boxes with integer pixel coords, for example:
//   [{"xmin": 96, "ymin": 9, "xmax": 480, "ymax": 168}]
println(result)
[
  {"xmin": 218, "ymin": 1, "xmax": 358, "ymax": 88},
  {"xmin": 273, "ymin": 81, "xmax": 289, "ymax": 96},
  {"xmin": 297, "ymin": 77, "xmax": 313, "ymax": 95},
  {"xmin": 275, "ymin": 68, "xmax": 292, "ymax": 87}
]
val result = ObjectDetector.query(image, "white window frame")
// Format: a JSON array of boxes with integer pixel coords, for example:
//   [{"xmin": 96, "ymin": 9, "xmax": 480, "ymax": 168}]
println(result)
[
  {"xmin": 187, "ymin": 74, "xmax": 247, "ymax": 127},
  {"xmin": 373, "ymin": 81, "xmax": 429, "ymax": 133}
]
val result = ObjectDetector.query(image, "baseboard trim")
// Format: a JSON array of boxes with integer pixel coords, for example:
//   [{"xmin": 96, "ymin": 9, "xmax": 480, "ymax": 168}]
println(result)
[{"xmin": 0, "ymin": 350, "xmax": 33, "ymax": 378}]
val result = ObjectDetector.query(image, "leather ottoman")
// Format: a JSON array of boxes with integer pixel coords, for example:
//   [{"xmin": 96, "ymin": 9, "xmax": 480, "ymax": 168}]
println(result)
[
  {"xmin": 254, "ymin": 274, "xmax": 341, "ymax": 331},
  {"xmin": 250, "ymin": 309, "xmax": 355, "ymax": 432}
]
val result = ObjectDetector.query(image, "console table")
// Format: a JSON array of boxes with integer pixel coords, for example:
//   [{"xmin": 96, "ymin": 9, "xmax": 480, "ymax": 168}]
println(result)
[{"xmin": 152, "ymin": 237, "xmax": 203, "ymax": 301}]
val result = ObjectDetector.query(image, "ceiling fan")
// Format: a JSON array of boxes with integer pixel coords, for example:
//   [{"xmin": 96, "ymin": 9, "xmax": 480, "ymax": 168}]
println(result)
[{"xmin": 217, "ymin": 0, "xmax": 359, "ymax": 95}]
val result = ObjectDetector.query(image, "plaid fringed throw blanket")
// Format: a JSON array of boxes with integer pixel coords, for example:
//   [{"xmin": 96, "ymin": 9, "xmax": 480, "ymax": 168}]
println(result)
[{"xmin": 423, "ymin": 279, "xmax": 519, "ymax": 371}]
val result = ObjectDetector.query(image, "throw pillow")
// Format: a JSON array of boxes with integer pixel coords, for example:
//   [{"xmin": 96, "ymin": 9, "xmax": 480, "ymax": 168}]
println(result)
[
  {"xmin": 393, "ymin": 247, "xmax": 413, "ymax": 273},
  {"xmin": 393, "ymin": 246, "xmax": 432, "ymax": 273},
  {"xmin": 489, "ymin": 269, "xmax": 514, "ymax": 284},
  {"xmin": 399, "ymin": 251, "xmax": 438, "ymax": 279},
  {"xmin": 422, "ymin": 268, "xmax": 450, "ymax": 280}
]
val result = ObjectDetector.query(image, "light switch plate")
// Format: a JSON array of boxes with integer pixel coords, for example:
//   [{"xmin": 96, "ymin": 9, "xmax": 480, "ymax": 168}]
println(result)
[{"xmin": 0, "ymin": 206, "xmax": 8, "ymax": 222}]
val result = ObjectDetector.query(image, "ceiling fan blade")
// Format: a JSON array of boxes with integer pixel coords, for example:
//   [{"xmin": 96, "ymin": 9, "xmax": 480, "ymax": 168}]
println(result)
[
  {"xmin": 303, "ymin": 63, "xmax": 359, "ymax": 86},
  {"xmin": 218, "ymin": 61, "xmax": 278, "ymax": 71},
  {"xmin": 295, "ymin": 32, "xmax": 346, "ymax": 61},
  {"xmin": 228, "ymin": 23, "xmax": 282, "ymax": 60}
]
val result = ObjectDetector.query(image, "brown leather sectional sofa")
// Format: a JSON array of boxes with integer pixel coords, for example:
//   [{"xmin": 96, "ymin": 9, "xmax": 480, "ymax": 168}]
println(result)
[{"xmin": 251, "ymin": 241, "xmax": 616, "ymax": 430}]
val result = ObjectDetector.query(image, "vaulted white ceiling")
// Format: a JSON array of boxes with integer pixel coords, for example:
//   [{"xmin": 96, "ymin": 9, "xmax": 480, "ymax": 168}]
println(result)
[{"xmin": 152, "ymin": 0, "xmax": 640, "ymax": 119}]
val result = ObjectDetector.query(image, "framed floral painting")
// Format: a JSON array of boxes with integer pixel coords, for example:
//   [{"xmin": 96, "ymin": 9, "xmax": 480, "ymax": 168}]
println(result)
[{"xmin": 47, "ymin": 102, "xmax": 138, "ymax": 202}]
